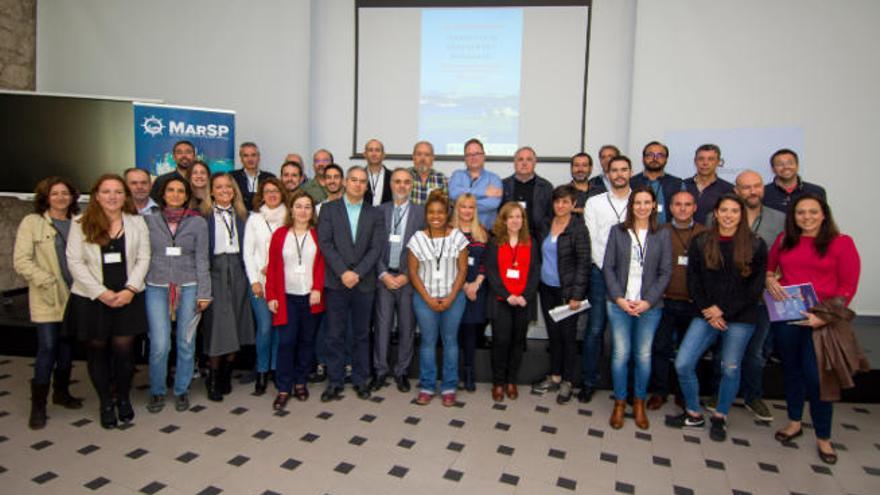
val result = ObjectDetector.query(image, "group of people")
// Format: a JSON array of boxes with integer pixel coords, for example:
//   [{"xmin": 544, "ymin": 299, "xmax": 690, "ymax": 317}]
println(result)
[{"xmin": 13, "ymin": 137, "xmax": 860, "ymax": 466}]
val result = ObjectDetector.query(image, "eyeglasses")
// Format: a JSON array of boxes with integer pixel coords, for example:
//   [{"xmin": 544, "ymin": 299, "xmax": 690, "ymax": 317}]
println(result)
[
  {"xmin": 644, "ymin": 152, "xmax": 667, "ymax": 159},
  {"xmin": 465, "ymin": 152, "xmax": 485, "ymax": 158}
]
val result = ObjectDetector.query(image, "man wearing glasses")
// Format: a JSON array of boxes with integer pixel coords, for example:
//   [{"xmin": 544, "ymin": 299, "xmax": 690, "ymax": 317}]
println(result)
[
  {"xmin": 630, "ymin": 141, "xmax": 684, "ymax": 224},
  {"xmin": 301, "ymin": 149, "xmax": 335, "ymax": 204},
  {"xmin": 448, "ymin": 138, "xmax": 503, "ymax": 229}
]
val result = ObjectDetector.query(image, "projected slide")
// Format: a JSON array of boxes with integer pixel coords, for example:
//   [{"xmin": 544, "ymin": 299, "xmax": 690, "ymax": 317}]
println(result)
[{"xmin": 419, "ymin": 8, "xmax": 523, "ymax": 156}]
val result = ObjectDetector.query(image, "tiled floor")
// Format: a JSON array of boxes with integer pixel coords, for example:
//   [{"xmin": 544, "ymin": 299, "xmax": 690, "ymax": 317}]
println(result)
[{"xmin": 0, "ymin": 356, "xmax": 878, "ymax": 495}]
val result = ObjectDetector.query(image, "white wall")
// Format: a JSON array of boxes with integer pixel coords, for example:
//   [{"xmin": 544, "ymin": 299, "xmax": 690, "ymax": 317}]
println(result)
[
  {"xmin": 37, "ymin": 0, "xmax": 312, "ymax": 171},
  {"xmin": 628, "ymin": 0, "xmax": 880, "ymax": 313}
]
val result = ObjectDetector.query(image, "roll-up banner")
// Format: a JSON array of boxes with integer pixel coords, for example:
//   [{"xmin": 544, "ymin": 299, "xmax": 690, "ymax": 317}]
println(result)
[{"xmin": 134, "ymin": 102, "xmax": 235, "ymax": 176}]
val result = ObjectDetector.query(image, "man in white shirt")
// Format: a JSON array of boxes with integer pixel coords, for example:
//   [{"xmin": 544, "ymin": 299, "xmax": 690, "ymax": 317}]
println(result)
[
  {"xmin": 364, "ymin": 139, "xmax": 392, "ymax": 206},
  {"xmin": 580, "ymin": 155, "xmax": 633, "ymax": 402},
  {"xmin": 124, "ymin": 167, "xmax": 158, "ymax": 215}
]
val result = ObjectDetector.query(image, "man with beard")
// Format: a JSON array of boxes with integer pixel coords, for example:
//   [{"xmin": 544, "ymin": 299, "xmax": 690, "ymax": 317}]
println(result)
[
  {"xmin": 371, "ymin": 168, "xmax": 425, "ymax": 393},
  {"xmin": 301, "ymin": 149, "xmax": 335, "ymax": 203},
  {"xmin": 315, "ymin": 164, "xmax": 344, "ymax": 216},
  {"xmin": 763, "ymin": 148, "xmax": 826, "ymax": 213},
  {"xmin": 631, "ymin": 141, "xmax": 683, "ymax": 224},
  {"xmin": 150, "ymin": 140, "xmax": 196, "ymax": 201},
  {"xmin": 280, "ymin": 160, "xmax": 304, "ymax": 193},
  {"xmin": 569, "ymin": 152, "xmax": 603, "ymax": 216},
  {"xmin": 409, "ymin": 141, "xmax": 447, "ymax": 205}
]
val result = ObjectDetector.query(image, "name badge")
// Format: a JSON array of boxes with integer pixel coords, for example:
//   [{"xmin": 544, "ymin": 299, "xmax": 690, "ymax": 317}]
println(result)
[
  {"xmin": 468, "ymin": 256, "xmax": 475, "ymax": 266},
  {"xmin": 506, "ymin": 269, "xmax": 520, "ymax": 279},
  {"xmin": 518, "ymin": 201, "xmax": 527, "ymax": 210},
  {"xmin": 103, "ymin": 252, "xmax": 122, "ymax": 264},
  {"xmin": 389, "ymin": 234, "xmax": 402, "ymax": 243},
  {"xmin": 165, "ymin": 246, "xmax": 182, "ymax": 257},
  {"xmin": 677, "ymin": 255, "xmax": 688, "ymax": 266},
  {"xmin": 294, "ymin": 264, "xmax": 307, "ymax": 274},
  {"xmin": 657, "ymin": 204, "xmax": 664, "ymax": 213}
]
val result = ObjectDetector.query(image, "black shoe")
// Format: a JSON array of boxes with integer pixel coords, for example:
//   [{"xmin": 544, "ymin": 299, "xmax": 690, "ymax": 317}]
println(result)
[
  {"xmin": 174, "ymin": 394, "xmax": 190, "ymax": 412},
  {"xmin": 321, "ymin": 385, "xmax": 343, "ymax": 402},
  {"xmin": 255, "ymin": 372, "xmax": 268, "ymax": 396},
  {"xmin": 395, "ymin": 375, "xmax": 411, "ymax": 393},
  {"xmin": 709, "ymin": 416, "xmax": 727, "ymax": 442},
  {"xmin": 117, "ymin": 399, "xmax": 135, "ymax": 423},
  {"xmin": 577, "ymin": 387, "xmax": 594, "ymax": 404},
  {"xmin": 666, "ymin": 412, "xmax": 706, "ymax": 429},
  {"xmin": 99, "ymin": 403, "xmax": 117, "ymax": 429},
  {"xmin": 146, "ymin": 394, "xmax": 165, "ymax": 413},
  {"xmin": 52, "ymin": 371, "xmax": 84, "ymax": 409},
  {"xmin": 817, "ymin": 445, "xmax": 838, "ymax": 465},
  {"xmin": 29, "ymin": 381, "xmax": 49, "ymax": 430},
  {"xmin": 369, "ymin": 374, "xmax": 388, "ymax": 392},
  {"xmin": 353, "ymin": 384, "xmax": 372, "ymax": 400},
  {"xmin": 309, "ymin": 364, "xmax": 327, "ymax": 383}
]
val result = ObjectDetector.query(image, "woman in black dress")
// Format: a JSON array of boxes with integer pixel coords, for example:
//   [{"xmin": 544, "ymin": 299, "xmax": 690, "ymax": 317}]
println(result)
[{"xmin": 65, "ymin": 174, "xmax": 150, "ymax": 428}]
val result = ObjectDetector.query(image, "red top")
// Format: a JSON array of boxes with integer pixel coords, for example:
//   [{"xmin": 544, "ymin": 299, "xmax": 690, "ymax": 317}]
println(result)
[
  {"xmin": 265, "ymin": 227, "xmax": 325, "ymax": 325},
  {"xmin": 497, "ymin": 241, "xmax": 532, "ymax": 297},
  {"xmin": 767, "ymin": 233, "xmax": 860, "ymax": 305}
]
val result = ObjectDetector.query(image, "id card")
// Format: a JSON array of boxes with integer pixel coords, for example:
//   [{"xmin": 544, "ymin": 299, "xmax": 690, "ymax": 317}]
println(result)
[
  {"xmin": 294, "ymin": 264, "xmax": 307, "ymax": 274},
  {"xmin": 518, "ymin": 201, "xmax": 527, "ymax": 210},
  {"xmin": 677, "ymin": 255, "xmax": 688, "ymax": 266},
  {"xmin": 165, "ymin": 246, "xmax": 182, "ymax": 257},
  {"xmin": 657, "ymin": 204, "xmax": 664, "ymax": 213},
  {"xmin": 468, "ymin": 256, "xmax": 475, "ymax": 266},
  {"xmin": 389, "ymin": 234, "xmax": 402, "ymax": 243},
  {"xmin": 103, "ymin": 252, "xmax": 122, "ymax": 264},
  {"xmin": 506, "ymin": 269, "xmax": 520, "ymax": 279}
]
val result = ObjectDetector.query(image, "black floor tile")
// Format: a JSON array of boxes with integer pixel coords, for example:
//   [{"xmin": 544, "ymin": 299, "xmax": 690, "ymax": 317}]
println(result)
[
  {"xmin": 447, "ymin": 441, "xmax": 465, "ymax": 452},
  {"xmin": 397, "ymin": 438, "xmax": 415, "ymax": 449},
  {"xmin": 126, "ymin": 448, "xmax": 149, "ymax": 459},
  {"xmin": 77, "ymin": 444, "xmax": 100, "ymax": 455},
  {"xmin": 30, "ymin": 440, "xmax": 52, "ymax": 450},
  {"xmin": 862, "ymin": 466, "xmax": 880, "ymax": 476},
  {"xmin": 758, "ymin": 462, "xmax": 779, "ymax": 473},
  {"xmin": 443, "ymin": 469, "xmax": 463, "ymax": 482},
  {"xmin": 229, "ymin": 406, "xmax": 248, "ymax": 415},
  {"xmin": 349, "ymin": 435, "xmax": 367, "ymax": 446},
  {"xmin": 228, "ymin": 455, "xmax": 250, "ymax": 467},
  {"xmin": 32, "ymin": 471, "xmax": 58, "ymax": 484},
  {"xmin": 810, "ymin": 464, "xmax": 832, "ymax": 475},
  {"xmin": 653, "ymin": 456, "xmax": 671, "ymax": 467},
  {"xmin": 556, "ymin": 477, "xmax": 576, "ymax": 491},
  {"xmin": 334, "ymin": 462, "xmax": 355, "ymax": 474},
  {"xmin": 673, "ymin": 486, "xmax": 694, "ymax": 495},
  {"xmin": 176, "ymin": 452, "xmax": 199, "ymax": 463},
  {"xmin": 83, "ymin": 477, "xmax": 110, "ymax": 490},
  {"xmin": 300, "ymin": 433, "xmax": 320, "ymax": 442},
  {"xmin": 449, "ymin": 419, "xmax": 465, "ymax": 428},
  {"xmin": 360, "ymin": 414, "xmax": 376, "ymax": 423},
  {"xmin": 317, "ymin": 411, "xmax": 333, "ymax": 420},
  {"xmin": 388, "ymin": 465, "xmax": 408, "ymax": 478},
  {"xmin": 492, "ymin": 403, "xmax": 507, "ymax": 411},
  {"xmin": 71, "ymin": 418, "xmax": 92, "ymax": 427},
  {"xmin": 683, "ymin": 434, "xmax": 701, "ymax": 444},
  {"xmin": 139, "ymin": 481, "xmax": 166, "ymax": 494},
  {"xmin": 159, "ymin": 424, "xmax": 179, "ymax": 434},
  {"xmin": 705, "ymin": 459, "xmax": 725, "ymax": 470},
  {"xmin": 499, "ymin": 473, "xmax": 519, "ymax": 486},
  {"xmin": 273, "ymin": 409, "xmax": 289, "ymax": 417},
  {"xmin": 615, "ymin": 481, "xmax": 635, "ymax": 494},
  {"xmin": 495, "ymin": 421, "xmax": 510, "ymax": 431},
  {"xmin": 600, "ymin": 452, "xmax": 618, "ymax": 464},
  {"xmin": 205, "ymin": 427, "xmax": 225, "ymax": 437},
  {"xmin": 731, "ymin": 489, "xmax": 752, "ymax": 495},
  {"xmin": 578, "ymin": 408, "xmax": 592, "ymax": 416},
  {"xmin": 541, "ymin": 425, "xmax": 557, "ymax": 434},
  {"xmin": 280, "ymin": 458, "xmax": 302, "ymax": 471},
  {"xmin": 731, "ymin": 437, "xmax": 750, "ymax": 446},
  {"xmin": 196, "ymin": 487, "xmax": 222, "ymax": 495},
  {"xmin": 635, "ymin": 432, "xmax": 651, "ymax": 441},
  {"xmin": 404, "ymin": 416, "xmax": 421, "ymax": 425},
  {"xmin": 189, "ymin": 404, "xmax": 206, "ymax": 413},
  {"xmin": 252, "ymin": 429, "xmax": 273, "ymax": 440},
  {"xmin": 548, "ymin": 448, "xmax": 566, "ymax": 459},
  {"xmin": 497, "ymin": 444, "xmax": 514, "ymax": 456},
  {"xmin": 587, "ymin": 428, "xmax": 604, "ymax": 438},
  {"xmin": 535, "ymin": 405, "xmax": 550, "ymax": 414}
]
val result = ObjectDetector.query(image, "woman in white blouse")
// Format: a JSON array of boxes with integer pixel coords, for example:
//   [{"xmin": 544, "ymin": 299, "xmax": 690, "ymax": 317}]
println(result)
[
  {"xmin": 407, "ymin": 190, "xmax": 469, "ymax": 407},
  {"xmin": 243, "ymin": 177, "xmax": 289, "ymax": 394}
]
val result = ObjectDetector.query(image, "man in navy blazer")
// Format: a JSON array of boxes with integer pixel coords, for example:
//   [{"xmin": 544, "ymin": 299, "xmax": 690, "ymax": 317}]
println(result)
[
  {"xmin": 370, "ymin": 168, "xmax": 426, "ymax": 393},
  {"xmin": 230, "ymin": 142, "xmax": 276, "ymax": 211},
  {"xmin": 317, "ymin": 166, "xmax": 385, "ymax": 401}
]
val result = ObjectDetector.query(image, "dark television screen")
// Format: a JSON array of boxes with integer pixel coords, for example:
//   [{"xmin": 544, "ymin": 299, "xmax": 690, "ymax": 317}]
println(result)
[{"xmin": 0, "ymin": 92, "xmax": 135, "ymax": 194}]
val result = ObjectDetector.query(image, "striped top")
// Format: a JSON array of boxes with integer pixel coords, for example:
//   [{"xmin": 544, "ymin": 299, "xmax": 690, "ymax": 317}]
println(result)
[{"xmin": 407, "ymin": 228, "xmax": 469, "ymax": 297}]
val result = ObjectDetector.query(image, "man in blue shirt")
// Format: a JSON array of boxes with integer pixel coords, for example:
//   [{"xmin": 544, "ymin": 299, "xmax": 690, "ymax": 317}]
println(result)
[
  {"xmin": 448, "ymin": 138, "xmax": 503, "ymax": 229},
  {"xmin": 630, "ymin": 141, "xmax": 683, "ymax": 224},
  {"xmin": 763, "ymin": 148, "xmax": 826, "ymax": 213}
]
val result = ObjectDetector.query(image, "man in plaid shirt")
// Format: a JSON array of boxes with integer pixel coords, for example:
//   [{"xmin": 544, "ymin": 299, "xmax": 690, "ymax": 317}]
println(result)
[{"xmin": 408, "ymin": 141, "xmax": 448, "ymax": 205}]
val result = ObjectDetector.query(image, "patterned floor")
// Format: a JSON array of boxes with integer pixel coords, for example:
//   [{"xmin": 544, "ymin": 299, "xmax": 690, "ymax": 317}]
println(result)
[{"xmin": 0, "ymin": 355, "xmax": 878, "ymax": 495}]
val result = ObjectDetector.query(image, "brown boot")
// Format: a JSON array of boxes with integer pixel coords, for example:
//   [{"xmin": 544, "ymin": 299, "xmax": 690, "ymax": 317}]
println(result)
[
  {"xmin": 492, "ymin": 385, "xmax": 504, "ymax": 402},
  {"xmin": 646, "ymin": 394, "xmax": 667, "ymax": 411},
  {"xmin": 505, "ymin": 383, "xmax": 518, "ymax": 400},
  {"xmin": 633, "ymin": 398, "xmax": 650, "ymax": 430},
  {"xmin": 609, "ymin": 399, "xmax": 626, "ymax": 429}
]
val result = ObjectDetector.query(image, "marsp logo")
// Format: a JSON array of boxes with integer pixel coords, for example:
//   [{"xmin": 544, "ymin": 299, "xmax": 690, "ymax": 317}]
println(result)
[{"xmin": 142, "ymin": 115, "xmax": 164, "ymax": 137}]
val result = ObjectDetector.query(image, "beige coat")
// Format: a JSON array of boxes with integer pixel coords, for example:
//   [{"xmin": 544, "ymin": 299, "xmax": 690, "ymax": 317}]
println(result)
[
  {"xmin": 13, "ymin": 212, "xmax": 70, "ymax": 322},
  {"xmin": 66, "ymin": 213, "xmax": 150, "ymax": 300}
]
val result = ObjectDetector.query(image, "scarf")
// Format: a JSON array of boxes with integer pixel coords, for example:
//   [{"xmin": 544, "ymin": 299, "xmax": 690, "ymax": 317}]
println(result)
[{"xmin": 160, "ymin": 206, "xmax": 200, "ymax": 317}]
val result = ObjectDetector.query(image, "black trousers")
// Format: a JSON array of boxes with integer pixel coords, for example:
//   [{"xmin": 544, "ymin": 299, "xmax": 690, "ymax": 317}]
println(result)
[
  {"xmin": 539, "ymin": 283, "xmax": 578, "ymax": 383},
  {"xmin": 491, "ymin": 303, "xmax": 528, "ymax": 385}
]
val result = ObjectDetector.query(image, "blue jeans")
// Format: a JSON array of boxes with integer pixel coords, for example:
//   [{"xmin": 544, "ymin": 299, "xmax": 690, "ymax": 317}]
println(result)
[
  {"xmin": 146, "ymin": 284, "xmax": 198, "ymax": 396},
  {"xmin": 607, "ymin": 303, "xmax": 662, "ymax": 401},
  {"xmin": 581, "ymin": 264, "xmax": 606, "ymax": 389},
  {"xmin": 250, "ymin": 291, "xmax": 277, "ymax": 373},
  {"xmin": 413, "ymin": 292, "xmax": 466, "ymax": 394},
  {"xmin": 33, "ymin": 322, "xmax": 73, "ymax": 385},
  {"xmin": 676, "ymin": 318, "xmax": 755, "ymax": 416},
  {"xmin": 324, "ymin": 287, "xmax": 374, "ymax": 387},
  {"xmin": 773, "ymin": 321, "xmax": 832, "ymax": 439},
  {"xmin": 275, "ymin": 294, "xmax": 321, "ymax": 392},
  {"xmin": 739, "ymin": 306, "xmax": 771, "ymax": 402}
]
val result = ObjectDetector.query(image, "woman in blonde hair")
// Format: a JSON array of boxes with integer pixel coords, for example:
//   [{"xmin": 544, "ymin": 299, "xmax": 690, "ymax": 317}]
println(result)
[
  {"xmin": 450, "ymin": 193, "xmax": 488, "ymax": 392},
  {"xmin": 485, "ymin": 202, "xmax": 540, "ymax": 402},
  {"xmin": 64, "ymin": 174, "xmax": 150, "ymax": 428},
  {"xmin": 201, "ymin": 173, "xmax": 254, "ymax": 401}
]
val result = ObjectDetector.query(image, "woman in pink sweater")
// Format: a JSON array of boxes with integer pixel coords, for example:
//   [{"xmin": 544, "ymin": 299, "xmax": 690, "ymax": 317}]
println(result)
[{"xmin": 765, "ymin": 193, "xmax": 860, "ymax": 465}]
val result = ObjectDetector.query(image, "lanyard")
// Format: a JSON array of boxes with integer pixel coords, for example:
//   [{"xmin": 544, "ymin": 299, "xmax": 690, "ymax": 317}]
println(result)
[
  {"xmin": 429, "ymin": 232, "xmax": 446, "ymax": 271},
  {"xmin": 606, "ymin": 194, "xmax": 625, "ymax": 222},
  {"xmin": 248, "ymin": 174, "xmax": 258, "ymax": 193},
  {"xmin": 216, "ymin": 208, "xmax": 235, "ymax": 244},
  {"xmin": 292, "ymin": 229, "xmax": 308, "ymax": 266},
  {"xmin": 392, "ymin": 204, "xmax": 409, "ymax": 234},
  {"xmin": 631, "ymin": 229, "xmax": 646, "ymax": 266},
  {"xmin": 160, "ymin": 215, "xmax": 181, "ymax": 247},
  {"xmin": 368, "ymin": 169, "xmax": 382, "ymax": 198}
]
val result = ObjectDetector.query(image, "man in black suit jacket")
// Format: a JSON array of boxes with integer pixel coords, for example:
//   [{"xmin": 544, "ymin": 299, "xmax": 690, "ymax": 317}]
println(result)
[
  {"xmin": 317, "ymin": 166, "xmax": 385, "ymax": 401},
  {"xmin": 230, "ymin": 142, "xmax": 276, "ymax": 211},
  {"xmin": 501, "ymin": 146, "xmax": 554, "ymax": 239},
  {"xmin": 363, "ymin": 139, "xmax": 393, "ymax": 207},
  {"xmin": 370, "ymin": 168, "xmax": 426, "ymax": 393}
]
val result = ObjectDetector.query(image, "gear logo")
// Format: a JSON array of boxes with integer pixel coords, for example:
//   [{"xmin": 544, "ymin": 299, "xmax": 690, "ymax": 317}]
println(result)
[{"xmin": 141, "ymin": 115, "xmax": 164, "ymax": 137}]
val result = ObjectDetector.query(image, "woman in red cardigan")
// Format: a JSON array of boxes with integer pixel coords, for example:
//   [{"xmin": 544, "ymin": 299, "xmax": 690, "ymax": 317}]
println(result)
[
  {"xmin": 765, "ymin": 193, "xmax": 860, "ymax": 465},
  {"xmin": 265, "ymin": 190, "xmax": 325, "ymax": 410},
  {"xmin": 486, "ymin": 202, "xmax": 540, "ymax": 402}
]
